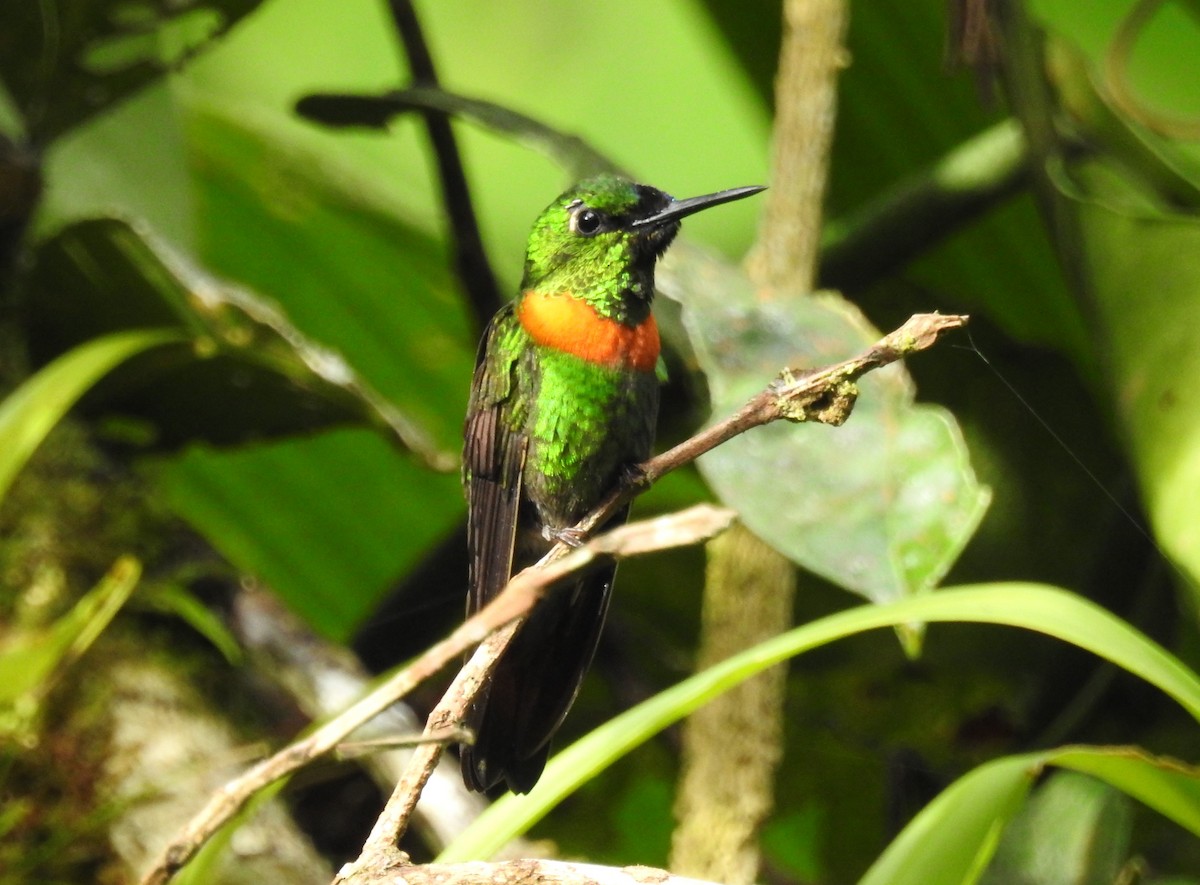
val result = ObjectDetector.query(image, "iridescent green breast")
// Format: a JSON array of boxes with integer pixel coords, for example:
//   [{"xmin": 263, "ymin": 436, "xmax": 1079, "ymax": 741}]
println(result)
[{"xmin": 520, "ymin": 345, "xmax": 659, "ymax": 526}]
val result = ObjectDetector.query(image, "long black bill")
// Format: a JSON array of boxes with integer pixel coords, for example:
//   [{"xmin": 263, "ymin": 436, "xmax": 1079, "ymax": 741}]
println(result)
[{"xmin": 631, "ymin": 184, "xmax": 767, "ymax": 228}]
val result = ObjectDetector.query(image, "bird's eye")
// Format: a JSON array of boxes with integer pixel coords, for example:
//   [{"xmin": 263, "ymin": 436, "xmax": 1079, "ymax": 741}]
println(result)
[{"xmin": 571, "ymin": 208, "xmax": 604, "ymax": 236}]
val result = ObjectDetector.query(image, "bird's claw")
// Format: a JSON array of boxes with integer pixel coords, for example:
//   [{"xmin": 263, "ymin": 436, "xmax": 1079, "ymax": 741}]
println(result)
[
  {"xmin": 619, "ymin": 462, "xmax": 650, "ymax": 490},
  {"xmin": 543, "ymin": 525, "xmax": 587, "ymax": 548}
]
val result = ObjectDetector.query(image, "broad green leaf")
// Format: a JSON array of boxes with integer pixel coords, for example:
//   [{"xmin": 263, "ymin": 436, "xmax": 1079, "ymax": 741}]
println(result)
[
  {"xmin": 661, "ymin": 245, "xmax": 990, "ymax": 609},
  {"xmin": 27, "ymin": 212, "xmax": 460, "ymax": 637},
  {"xmin": 865, "ymin": 748, "xmax": 1200, "ymax": 885},
  {"xmin": 1062, "ymin": 171, "xmax": 1200, "ymax": 591},
  {"xmin": 0, "ymin": 0, "xmax": 265, "ymax": 142},
  {"xmin": 159, "ymin": 99, "xmax": 477, "ymax": 637},
  {"xmin": 183, "ymin": 103, "xmax": 473, "ymax": 455},
  {"xmin": 861, "ymin": 754, "xmax": 1035, "ymax": 885},
  {"xmin": 0, "ymin": 557, "xmax": 140, "ymax": 734},
  {"xmin": 1001, "ymin": 0, "xmax": 1200, "ymax": 591},
  {"xmin": 437, "ymin": 583, "xmax": 1200, "ymax": 860},
  {"xmin": 0, "ymin": 327, "xmax": 183, "ymax": 503},
  {"xmin": 27, "ymin": 217, "xmax": 450, "ymax": 465},
  {"xmin": 151, "ymin": 429, "xmax": 462, "ymax": 639},
  {"xmin": 980, "ymin": 771, "xmax": 1131, "ymax": 885},
  {"xmin": 827, "ymin": 2, "xmax": 1086, "ymax": 359},
  {"xmin": 1054, "ymin": 747, "xmax": 1200, "ymax": 837}
]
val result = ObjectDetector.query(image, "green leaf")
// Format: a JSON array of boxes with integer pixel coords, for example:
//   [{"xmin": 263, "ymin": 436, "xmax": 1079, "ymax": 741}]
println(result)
[
  {"xmin": 865, "ymin": 748, "xmax": 1200, "ymax": 885},
  {"xmin": 437, "ymin": 583, "xmax": 1200, "ymax": 861},
  {"xmin": 183, "ymin": 103, "xmax": 473, "ymax": 456},
  {"xmin": 862, "ymin": 754, "xmax": 1036, "ymax": 885},
  {"xmin": 135, "ymin": 96, "xmax": 482, "ymax": 637},
  {"xmin": 660, "ymin": 245, "xmax": 991, "ymax": 609},
  {"xmin": 0, "ymin": 0, "xmax": 266, "ymax": 141},
  {"xmin": 980, "ymin": 770, "xmax": 1131, "ymax": 885},
  {"xmin": 151, "ymin": 429, "xmax": 462, "ymax": 639},
  {"xmin": 1053, "ymin": 747, "xmax": 1200, "ymax": 838},
  {"xmin": 296, "ymin": 86, "xmax": 621, "ymax": 182},
  {"xmin": 0, "ymin": 327, "xmax": 183, "ymax": 503},
  {"xmin": 27, "ymin": 217, "xmax": 452, "ymax": 465},
  {"xmin": 0, "ymin": 557, "xmax": 141, "ymax": 734},
  {"xmin": 1051, "ymin": 165, "xmax": 1200, "ymax": 597},
  {"xmin": 27, "ymin": 211, "xmax": 462, "ymax": 637}
]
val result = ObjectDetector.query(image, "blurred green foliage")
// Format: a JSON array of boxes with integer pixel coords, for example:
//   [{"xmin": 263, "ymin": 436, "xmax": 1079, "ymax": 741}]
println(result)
[{"xmin": 4, "ymin": 0, "xmax": 1200, "ymax": 881}]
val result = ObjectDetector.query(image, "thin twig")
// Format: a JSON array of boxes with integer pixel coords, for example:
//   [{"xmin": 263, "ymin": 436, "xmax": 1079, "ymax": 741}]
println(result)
[
  {"xmin": 580, "ymin": 312, "xmax": 969, "ymax": 537},
  {"xmin": 338, "ymin": 506, "xmax": 739, "ymax": 878},
  {"xmin": 386, "ymin": 0, "xmax": 503, "ymax": 327},
  {"xmin": 138, "ymin": 506, "xmax": 735, "ymax": 885},
  {"xmin": 339, "ymin": 312, "xmax": 967, "ymax": 876},
  {"xmin": 230, "ymin": 583, "xmax": 491, "ymax": 852},
  {"xmin": 336, "ymin": 857, "xmax": 729, "ymax": 885},
  {"xmin": 295, "ymin": 87, "xmax": 621, "ymax": 181},
  {"xmin": 335, "ymin": 726, "xmax": 474, "ymax": 759},
  {"xmin": 142, "ymin": 312, "xmax": 964, "ymax": 885},
  {"xmin": 295, "ymin": 85, "xmax": 1040, "ymax": 298}
]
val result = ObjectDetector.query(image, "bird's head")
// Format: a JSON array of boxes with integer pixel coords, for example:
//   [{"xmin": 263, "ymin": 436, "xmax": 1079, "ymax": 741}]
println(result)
[{"xmin": 521, "ymin": 175, "xmax": 764, "ymax": 324}]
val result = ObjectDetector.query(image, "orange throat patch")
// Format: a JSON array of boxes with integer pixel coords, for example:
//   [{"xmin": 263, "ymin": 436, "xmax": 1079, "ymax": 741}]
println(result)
[{"xmin": 517, "ymin": 290, "xmax": 660, "ymax": 372}]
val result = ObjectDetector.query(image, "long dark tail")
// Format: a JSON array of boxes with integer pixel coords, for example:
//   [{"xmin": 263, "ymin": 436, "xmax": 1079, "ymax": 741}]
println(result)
[{"xmin": 461, "ymin": 564, "xmax": 614, "ymax": 794}]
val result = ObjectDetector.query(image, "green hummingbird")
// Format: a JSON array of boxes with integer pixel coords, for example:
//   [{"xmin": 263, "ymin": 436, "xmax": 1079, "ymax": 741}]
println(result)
[{"xmin": 462, "ymin": 174, "xmax": 765, "ymax": 793}]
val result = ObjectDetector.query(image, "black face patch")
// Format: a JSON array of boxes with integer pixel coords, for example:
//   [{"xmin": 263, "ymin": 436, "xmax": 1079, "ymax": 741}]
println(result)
[
  {"xmin": 631, "ymin": 184, "xmax": 674, "ymax": 221},
  {"xmin": 637, "ymin": 220, "xmax": 681, "ymax": 261}
]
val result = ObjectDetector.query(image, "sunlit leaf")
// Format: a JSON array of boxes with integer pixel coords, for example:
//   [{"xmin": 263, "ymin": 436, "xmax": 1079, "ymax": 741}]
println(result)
[
  {"xmin": 0, "ymin": 327, "xmax": 183, "ymax": 503},
  {"xmin": 437, "ymin": 583, "xmax": 1200, "ymax": 860},
  {"xmin": 979, "ymin": 770, "xmax": 1131, "ymax": 885},
  {"xmin": 864, "ymin": 748, "xmax": 1200, "ymax": 885},
  {"xmin": 1058, "ymin": 167, "xmax": 1200, "ymax": 593},
  {"xmin": 0, "ymin": 557, "xmax": 141, "ymax": 735},
  {"xmin": 660, "ymin": 245, "xmax": 990, "ymax": 610}
]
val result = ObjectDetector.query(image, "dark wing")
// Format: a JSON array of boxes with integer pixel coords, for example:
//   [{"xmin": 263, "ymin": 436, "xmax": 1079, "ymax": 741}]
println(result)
[
  {"xmin": 468, "ymin": 546, "xmax": 619, "ymax": 793},
  {"xmin": 463, "ymin": 305, "xmax": 528, "ymax": 615}
]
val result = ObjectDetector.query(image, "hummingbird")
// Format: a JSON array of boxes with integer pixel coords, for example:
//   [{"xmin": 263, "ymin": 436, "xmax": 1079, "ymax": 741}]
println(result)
[{"xmin": 462, "ymin": 174, "xmax": 765, "ymax": 793}]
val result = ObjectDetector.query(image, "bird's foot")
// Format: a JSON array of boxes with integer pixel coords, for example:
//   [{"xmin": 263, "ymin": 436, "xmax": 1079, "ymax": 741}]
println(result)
[
  {"xmin": 619, "ymin": 462, "xmax": 651, "ymax": 491},
  {"xmin": 542, "ymin": 524, "xmax": 588, "ymax": 548}
]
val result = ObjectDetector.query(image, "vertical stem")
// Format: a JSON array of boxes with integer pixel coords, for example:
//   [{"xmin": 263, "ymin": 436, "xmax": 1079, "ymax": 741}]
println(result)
[
  {"xmin": 672, "ymin": 1, "xmax": 848, "ymax": 882},
  {"xmin": 747, "ymin": 0, "xmax": 849, "ymax": 294},
  {"xmin": 386, "ymin": 0, "xmax": 503, "ymax": 329},
  {"xmin": 670, "ymin": 525, "xmax": 796, "ymax": 885}
]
